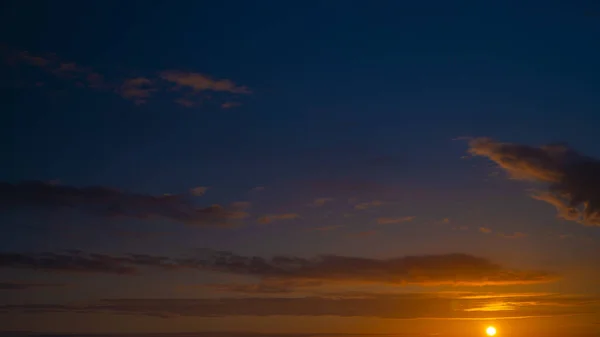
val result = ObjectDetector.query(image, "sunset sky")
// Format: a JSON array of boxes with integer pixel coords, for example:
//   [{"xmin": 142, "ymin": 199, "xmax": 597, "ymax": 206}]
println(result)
[{"xmin": 1, "ymin": 1, "xmax": 600, "ymax": 337}]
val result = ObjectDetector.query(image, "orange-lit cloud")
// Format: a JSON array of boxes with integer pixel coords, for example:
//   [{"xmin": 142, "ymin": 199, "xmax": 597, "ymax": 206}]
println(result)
[
  {"xmin": 376, "ymin": 216, "xmax": 415, "ymax": 224},
  {"xmin": 0, "ymin": 250, "xmax": 559, "ymax": 286},
  {"xmin": 354, "ymin": 200, "xmax": 384, "ymax": 210},
  {"xmin": 160, "ymin": 71, "xmax": 251, "ymax": 94},
  {"xmin": 119, "ymin": 77, "xmax": 156, "ymax": 104},
  {"xmin": 4, "ymin": 49, "xmax": 250, "ymax": 108},
  {"xmin": 479, "ymin": 227, "xmax": 492, "ymax": 234},
  {"xmin": 257, "ymin": 213, "xmax": 300, "ymax": 224},
  {"xmin": 467, "ymin": 138, "xmax": 600, "ymax": 226},
  {"xmin": 2, "ymin": 291, "xmax": 593, "ymax": 319},
  {"xmin": 309, "ymin": 197, "xmax": 334, "ymax": 207}
]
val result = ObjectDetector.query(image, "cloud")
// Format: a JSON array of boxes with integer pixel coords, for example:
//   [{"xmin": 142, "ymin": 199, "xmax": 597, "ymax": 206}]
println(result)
[
  {"xmin": 310, "ymin": 225, "xmax": 344, "ymax": 232},
  {"xmin": 479, "ymin": 227, "xmax": 492, "ymax": 234},
  {"xmin": 309, "ymin": 197, "xmax": 334, "ymax": 207},
  {"xmin": 5, "ymin": 49, "xmax": 250, "ymax": 108},
  {"xmin": 195, "ymin": 279, "xmax": 322, "ymax": 294},
  {"xmin": 118, "ymin": 77, "xmax": 156, "ymax": 104},
  {"xmin": 0, "ymin": 249, "xmax": 559, "ymax": 286},
  {"xmin": 160, "ymin": 71, "xmax": 251, "ymax": 94},
  {"xmin": 0, "ymin": 282, "xmax": 64, "ymax": 290},
  {"xmin": 221, "ymin": 102, "xmax": 241, "ymax": 109},
  {"xmin": 376, "ymin": 216, "xmax": 415, "ymax": 224},
  {"xmin": 497, "ymin": 232, "xmax": 528, "ymax": 239},
  {"xmin": 354, "ymin": 200, "xmax": 384, "ymax": 210},
  {"xmin": 257, "ymin": 213, "xmax": 300, "ymax": 224},
  {"xmin": 190, "ymin": 186, "xmax": 209, "ymax": 196},
  {"xmin": 467, "ymin": 137, "xmax": 600, "ymax": 226},
  {"xmin": 1, "ymin": 292, "xmax": 593, "ymax": 319},
  {"xmin": 0, "ymin": 181, "xmax": 248, "ymax": 227}
]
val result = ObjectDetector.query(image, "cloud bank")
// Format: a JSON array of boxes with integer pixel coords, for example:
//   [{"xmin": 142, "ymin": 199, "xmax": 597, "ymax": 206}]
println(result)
[
  {"xmin": 0, "ymin": 249, "xmax": 558, "ymax": 286},
  {"xmin": 0, "ymin": 292, "xmax": 594, "ymax": 319},
  {"xmin": 0, "ymin": 181, "xmax": 248, "ymax": 227},
  {"xmin": 468, "ymin": 138, "xmax": 600, "ymax": 226}
]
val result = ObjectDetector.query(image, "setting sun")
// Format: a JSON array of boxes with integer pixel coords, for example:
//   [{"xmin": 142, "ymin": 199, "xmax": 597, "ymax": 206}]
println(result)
[{"xmin": 486, "ymin": 326, "xmax": 497, "ymax": 336}]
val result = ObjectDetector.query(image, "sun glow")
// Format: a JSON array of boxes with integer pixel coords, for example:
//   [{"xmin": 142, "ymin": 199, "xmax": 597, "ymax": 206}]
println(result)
[{"xmin": 486, "ymin": 326, "xmax": 497, "ymax": 336}]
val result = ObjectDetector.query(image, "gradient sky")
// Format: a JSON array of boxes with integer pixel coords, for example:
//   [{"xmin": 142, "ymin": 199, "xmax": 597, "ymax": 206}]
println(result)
[{"xmin": 2, "ymin": 1, "xmax": 600, "ymax": 337}]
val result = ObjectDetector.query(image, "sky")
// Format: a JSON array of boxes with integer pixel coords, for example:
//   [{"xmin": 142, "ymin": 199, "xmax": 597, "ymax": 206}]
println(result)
[{"xmin": 1, "ymin": 1, "xmax": 600, "ymax": 337}]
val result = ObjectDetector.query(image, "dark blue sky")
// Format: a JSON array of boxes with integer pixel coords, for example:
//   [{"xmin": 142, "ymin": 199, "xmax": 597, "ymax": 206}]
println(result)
[{"xmin": 1, "ymin": 2, "xmax": 600, "ymax": 336}]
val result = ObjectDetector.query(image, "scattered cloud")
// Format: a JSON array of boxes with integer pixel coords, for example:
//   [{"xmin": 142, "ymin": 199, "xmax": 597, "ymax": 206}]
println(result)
[
  {"xmin": 0, "ymin": 249, "xmax": 559, "ymax": 286},
  {"xmin": 309, "ymin": 197, "xmax": 334, "ymax": 207},
  {"xmin": 257, "ymin": 213, "xmax": 300, "ymax": 224},
  {"xmin": 4, "ymin": 49, "xmax": 251, "ymax": 109},
  {"xmin": 479, "ymin": 227, "xmax": 492, "ymax": 234},
  {"xmin": 467, "ymin": 137, "xmax": 600, "ymax": 226},
  {"xmin": 195, "ymin": 279, "xmax": 322, "ymax": 294},
  {"xmin": 376, "ymin": 216, "xmax": 415, "ymax": 225},
  {"xmin": 160, "ymin": 71, "xmax": 251, "ymax": 94},
  {"xmin": 190, "ymin": 186, "xmax": 209, "ymax": 196},
  {"xmin": 310, "ymin": 225, "xmax": 344, "ymax": 232},
  {"xmin": 1, "ymin": 292, "xmax": 592, "ymax": 319},
  {"xmin": 354, "ymin": 200, "xmax": 384, "ymax": 210},
  {"xmin": 0, "ymin": 181, "xmax": 248, "ymax": 227},
  {"xmin": 0, "ymin": 282, "xmax": 64, "ymax": 290},
  {"xmin": 221, "ymin": 102, "xmax": 242, "ymax": 109},
  {"xmin": 118, "ymin": 77, "xmax": 156, "ymax": 104},
  {"xmin": 497, "ymin": 232, "xmax": 528, "ymax": 239}
]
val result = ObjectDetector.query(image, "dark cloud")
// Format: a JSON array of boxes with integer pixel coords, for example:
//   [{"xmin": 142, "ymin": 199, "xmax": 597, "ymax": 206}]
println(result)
[
  {"xmin": 0, "ymin": 292, "xmax": 595, "ymax": 319},
  {"xmin": 256, "ymin": 213, "xmax": 300, "ymax": 224},
  {"xmin": 0, "ymin": 251, "xmax": 180, "ymax": 274},
  {"xmin": 308, "ymin": 198, "xmax": 334, "ymax": 207},
  {"xmin": 354, "ymin": 200, "xmax": 384, "ymax": 210},
  {"xmin": 0, "ymin": 249, "xmax": 558, "ymax": 286},
  {"xmin": 0, "ymin": 181, "xmax": 249, "ymax": 226},
  {"xmin": 118, "ymin": 77, "xmax": 157, "ymax": 104},
  {"xmin": 3, "ymin": 49, "xmax": 250, "ymax": 108},
  {"xmin": 468, "ymin": 138, "xmax": 600, "ymax": 226},
  {"xmin": 0, "ymin": 282, "xmax": 64, "ymax": 290},
  {"xmin": 159, "ymin": 71, "xmax": 251, "ymax": 94},
  {"xmin": 376, "ymin": 216, "xmax": 415, "ymax": 224}
]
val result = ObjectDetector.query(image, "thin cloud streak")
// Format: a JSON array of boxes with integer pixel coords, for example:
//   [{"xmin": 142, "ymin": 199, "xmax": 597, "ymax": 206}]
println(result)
[
  {"xmin": 0, "ymin": 181, "xmax": 249, "ymax": 227},
  {"xmin": 0, "ymin": 249, "xmax": 558, "ymax": 286}
]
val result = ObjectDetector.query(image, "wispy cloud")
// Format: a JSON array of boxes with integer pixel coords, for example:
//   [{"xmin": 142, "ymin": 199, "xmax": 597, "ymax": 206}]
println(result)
[
  {"xmin": 159, "ymin": 71, "xmax": 251, "ymax": 94},
  {"xmin": 308, "ymin": 197, "xmax": 334, "ymax": 207},
  {"xmin": 1, "ymin": 292, "xmax": 592, "ymax": 319},
  {"xmin": 354, "ymin": 200, "xmax": 384, "ymax": 210},
  {"xmin": 4, "ymin": 49, "xmax": 251, "ymax": 109},
  {"xmin": 479, "ymin": 227, "xmax": 492, "ymax": 234},
  {"xmin": 221, "ymin": 101, "xmax": 242, "ymax": 109},
  {"xmin": 190, "ymin": 186, "xmax": 209, "ymax": 197},
  {"xmin": 467, "ymin": 137, "xmax": 600, "ymax": 226},
  {"xmin": 0, "ymin": 181, "xmax": 248, "ymax": 227},
  {"xmin": 376, "ymin": 216, "xmax": 415, "ymax": 224},
  {"xmin": 257, "ymin": 213, "xmax": 300, "ymax": 224},
  {"xmin": 0, "ymin": 249, "xmax": 559, "ymax": 286},
  {"xmin": 310, "ymin": 225, "xmax": 344, "ymax": 232},
  {"xmin": 497, "ymin": 232, "xmax": 528, "ymax": 239},
  {"xmin": 0, "ymin": 282, "xmax": 64, "ymax": 290},
  {"xmin": 118, "ymin": 77, "xmax": 156, "ymax": 104}
]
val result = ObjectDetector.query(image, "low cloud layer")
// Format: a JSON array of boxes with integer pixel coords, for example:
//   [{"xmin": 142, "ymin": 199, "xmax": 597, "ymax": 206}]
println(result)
[
  {"xmin": 0, "ymin": 292, "xmax": 595, "ymax": 319},
  {"xmin": 468, "ymin": 138, "xmax": 600, "ymax": 226},
  {"xmin": 0, "ymin": 249, "xmax": 558, "ymax": 286},
  {"xmin": 0, "ymin": 282, "xmax": 64, "ymax": 290},
  {"xmin": 0, "ymin": 181, "xmax": 248, "ymax": 227},
  {"xmin": 3, "ymin": 48, "xmax": 250, "ymax": 108}
]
